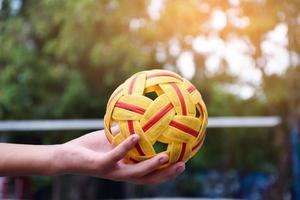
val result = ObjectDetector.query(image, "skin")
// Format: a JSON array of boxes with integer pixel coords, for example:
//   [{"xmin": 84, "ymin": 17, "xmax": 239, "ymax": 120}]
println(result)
[{"xmin": 0, "ymin": 127, "xmax": 185, "ymax": 185}]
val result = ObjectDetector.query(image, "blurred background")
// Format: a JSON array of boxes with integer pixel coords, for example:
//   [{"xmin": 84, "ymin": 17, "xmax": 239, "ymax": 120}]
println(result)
[{"xmin": 0, "ymin": 0, "xmax": 299, "ymax": 199}]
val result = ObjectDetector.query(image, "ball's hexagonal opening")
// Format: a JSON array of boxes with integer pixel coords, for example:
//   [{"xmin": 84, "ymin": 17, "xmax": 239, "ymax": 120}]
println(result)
[
  {"xmin": 153, "ymin": 141, "xmax": 168, "ymax": 153},
  {"xmin": 144, "ymin": 85, "xmax": 163, "ymax": 101},
  {"xmin": 145, "ymin": 91, "xmax": 159, "ymax": 100},
  {"xmin": 195, "ymin": 106, "xmax": 201, "ymax": 118}
]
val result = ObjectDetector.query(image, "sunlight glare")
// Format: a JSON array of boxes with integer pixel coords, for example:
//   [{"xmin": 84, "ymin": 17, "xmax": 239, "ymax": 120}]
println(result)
[
  {"xmin": 261, "ymin": 23, "xmax": 290, "ymax": 75},
  {"xmin": 176, "ymin": 51, "xmax": 195, "ymax": 80},
  {"xmin": 211, "ymin": 9, "xmax": 227, "ymax": 30},
  {"xmin": 147, "ymin": 0, "xmax": 165, "ymax": 21}
]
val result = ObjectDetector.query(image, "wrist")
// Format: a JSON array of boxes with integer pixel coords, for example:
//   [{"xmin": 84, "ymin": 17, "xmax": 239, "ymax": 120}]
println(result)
[
  {"xmin": 51, "ymin": 143, "xmax": 84, "ymax": 175},
  {"xmin": 50, "ymin": 144, "xmax": 66, "ymax": 176}
]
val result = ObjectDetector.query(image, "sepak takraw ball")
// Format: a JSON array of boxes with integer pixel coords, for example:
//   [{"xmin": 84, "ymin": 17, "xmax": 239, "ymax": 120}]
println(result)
[{"xmin": 104, "ymin": 69, "xmax": 208, "ymax": 167}]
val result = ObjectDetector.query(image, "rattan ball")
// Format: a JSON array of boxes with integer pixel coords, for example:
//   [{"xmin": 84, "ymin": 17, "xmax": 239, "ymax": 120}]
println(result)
[{"xmin": 104, "ymin": 69, "xmax": 208, "ymax": 167}]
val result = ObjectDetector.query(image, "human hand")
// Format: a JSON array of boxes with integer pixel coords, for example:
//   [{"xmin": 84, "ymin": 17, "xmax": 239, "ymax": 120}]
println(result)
[{"xmin": 54, "ymin": 127, "xmax": 186, "ymax": 184}]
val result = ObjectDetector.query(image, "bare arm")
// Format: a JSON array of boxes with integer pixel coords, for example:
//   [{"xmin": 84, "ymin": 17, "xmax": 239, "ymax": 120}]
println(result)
[
  {"xmin": 0, "ymin": 128, "xmax": 185, "ymax": 184},
  {"xmin": 0, "ymin": 143, "xmax": 59, "ymax": 176}
]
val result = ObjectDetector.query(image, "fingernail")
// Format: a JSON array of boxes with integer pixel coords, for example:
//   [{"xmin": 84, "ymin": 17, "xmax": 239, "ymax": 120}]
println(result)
[
  {"xmin": 159, "ymin": 155, "xmax": 169, "ymax": 164},
  {"xmin": 176, "ymin": 165, "xmax": 185, "ymax": 174}
]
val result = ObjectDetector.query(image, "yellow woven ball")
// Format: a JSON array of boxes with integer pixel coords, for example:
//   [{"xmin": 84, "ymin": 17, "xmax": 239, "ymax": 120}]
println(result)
[{"xmin": 104, "ymin": 69, "xmax": 208, "ymax": 167}]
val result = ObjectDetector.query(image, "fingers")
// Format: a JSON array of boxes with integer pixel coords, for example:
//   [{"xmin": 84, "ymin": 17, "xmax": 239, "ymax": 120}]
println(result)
[
  {"xmin": 120, "ymin": 153, "xmax": 169, "ymax": 178},
  {"xmin": 133, "ymin": 162, "xmax": 186, "ymax": 185},
  {"xmin": 105, "ymin": 134, "xmax": 139, "ymax": 164}
]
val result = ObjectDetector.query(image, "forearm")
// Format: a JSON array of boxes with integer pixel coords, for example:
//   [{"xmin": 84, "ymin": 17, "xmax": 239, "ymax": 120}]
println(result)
[{"xmin": 0, "ymin": 143, "xmax": 61, "ymax": 176}]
